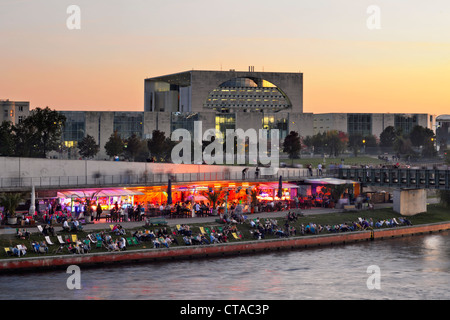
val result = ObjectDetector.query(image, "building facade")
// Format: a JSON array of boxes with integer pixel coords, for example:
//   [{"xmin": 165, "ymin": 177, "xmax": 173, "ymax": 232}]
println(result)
[
  {"xmin": 144, "ymin": 69, "xmax": 303, "ymax": 114},
  {"xmin": 436, "ymin": 115, "xmax": 450, "ymax": 150},
  {"xmin": 313, "ymin": 113, "xmax": 436, "ymax": 138},
  {"xmin": 5, "ymin": 70, "xmax": 439, "ymax": 160},
  {"xmin": 0, "ymin": 99, "xmax": 30, "ymax": 125}
]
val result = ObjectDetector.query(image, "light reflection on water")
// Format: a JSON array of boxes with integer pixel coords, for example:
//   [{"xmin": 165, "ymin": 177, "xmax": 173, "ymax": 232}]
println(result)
[{"xmin": 0, "ymin": 231, "xmax": 449, "ymax": 300}]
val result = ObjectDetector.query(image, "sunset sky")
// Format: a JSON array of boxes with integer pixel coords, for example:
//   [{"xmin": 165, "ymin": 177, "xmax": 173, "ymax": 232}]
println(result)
[{"xmin": 1, "ymin": 0, "xmax": 449, "ymax": 115}]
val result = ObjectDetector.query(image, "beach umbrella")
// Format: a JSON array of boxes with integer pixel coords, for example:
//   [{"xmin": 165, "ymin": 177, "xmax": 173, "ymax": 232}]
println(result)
[
  {"xmin": 167, "ymin": 179, "xmax": 172, "ymax": 205},
  {"xmin": 277, "ymin": 176, "xmax": 282, "ymax": 199}
]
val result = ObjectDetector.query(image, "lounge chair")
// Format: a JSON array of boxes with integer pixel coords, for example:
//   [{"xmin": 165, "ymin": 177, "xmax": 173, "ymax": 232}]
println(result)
[
  {"xmin": 4, "ymin": 247, "xmax": 12, "ymax": 256},
  {"xmin": 71, "ymin": 234, "xmax": 78, "ymax": 243},
  {"xmin": 37, "ymin": 225, "xmax": 44, "ymax": 234},
  {"xmin": 232, "ymin": 232, "xmax": 240, "ymax": 240},
  {"xmin": 88, "ymin": 234, "xmax": 97, "ymax": 243},
  {"xmin": 199, "ymin": 227, "xmax": 206, "ymax": 234},
  {"xmin": 57, "ymin": 235, "xmax": 65, "ymax": 244},
  {"xmin": 44, "ymin": 236, "xmax": 54, "ymax": 245},
  {"xmin": 53, "ymin": 245, "xmax": 64, "ymax": 254},
  {"xmin": 126, "ymin": 237, "xmax": 134, "ymax": 246}
]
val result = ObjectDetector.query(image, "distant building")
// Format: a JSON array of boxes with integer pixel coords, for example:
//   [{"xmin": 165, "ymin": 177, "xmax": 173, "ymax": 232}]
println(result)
[
  {"xmin": 436, "ymin": 115, "xmax": 450, "ymax": 150},
  {"xmin": 0, "ymin": 99, "xmax": 30, "ymax": 125},
  {"xmin": 313, "ymin": 113, "xmax": 436, "ymax": 138}
]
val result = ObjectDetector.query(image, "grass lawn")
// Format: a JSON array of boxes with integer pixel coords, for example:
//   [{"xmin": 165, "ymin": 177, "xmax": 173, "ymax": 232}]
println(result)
[{"xmin": 1, "ymin": 204, "xmax": 449, "ymax": 260}]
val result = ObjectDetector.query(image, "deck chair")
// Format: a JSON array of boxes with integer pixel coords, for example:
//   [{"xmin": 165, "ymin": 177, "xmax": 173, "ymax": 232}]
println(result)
[
  {"xmin": 132, "ymin": 237, "xmax": 139, "ymax": 245},
  {"xmin": 71, "ymin": 234, "xmax": 78, "ymax": 243},
  {"xmin": 57, "ymin": 235, "xmax": 65, "ymax": 244},
  {"xmin": 199, "ymin": 227, "xmax": 206, "ymax": 234},
  {"xmin": 88, "ymin": 234, "xmax": 97, "ymax": 243},
  {"xmin": 96, "ymin": 241, "xmax": 103, "ymax": 249},
  {"xmin": 232, "ymin": 232, "xmax": 240, "ymax": 240},
  {"xmin": 204, "ymin": 227, "xmax": 211, "ymax": 235},
  {"xmin": 44, "ymin": 236, "xmax": 54, "ymax": 245},
  {"xmin": 53, "ymin": 245, "xmax": 64, "ymax": 254},
  {"xmin": 64, "ymin": 235, "xmax": 72, "ymax": 244},
  {"xmin": 37, "ymin": 225, "xmax": 44, "ymax": 234},
  {"xmin": 126, "ymin": 237, "xmax": 134, "ymax": 246},
  {"xmin": 4, "ymin": 247, "xmax": 12, "ymax": 256}
]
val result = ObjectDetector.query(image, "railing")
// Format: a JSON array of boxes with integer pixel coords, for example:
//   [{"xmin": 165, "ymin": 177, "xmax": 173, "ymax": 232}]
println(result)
[
  {"xmin": 0, "ymin": 168, "xmax": 320, "ymax": 190},
  {"xmin": 338, "ymin": 168, "xmax": 450, "ymax": 190}
]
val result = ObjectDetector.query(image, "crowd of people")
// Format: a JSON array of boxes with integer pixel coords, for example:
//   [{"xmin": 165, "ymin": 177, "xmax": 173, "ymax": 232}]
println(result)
[
  {"xmin": 249, "ymin": 216, "xmax": 298, "ymax": 240},
  {"xmin": 132, "ymin": 227, "xmax": 179, "ymax": 249}
]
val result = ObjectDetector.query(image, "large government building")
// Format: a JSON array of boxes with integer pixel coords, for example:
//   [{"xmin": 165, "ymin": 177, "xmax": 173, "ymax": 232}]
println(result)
[{"xmin": 2, "ymin": 69, "xmax": 443, "ymax": 159}]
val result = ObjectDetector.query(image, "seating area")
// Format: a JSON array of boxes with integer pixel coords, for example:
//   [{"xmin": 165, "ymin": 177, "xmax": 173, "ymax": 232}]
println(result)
[{"xmin": 2, "ymin": 208, "xmax": 417, "ymax": 259}]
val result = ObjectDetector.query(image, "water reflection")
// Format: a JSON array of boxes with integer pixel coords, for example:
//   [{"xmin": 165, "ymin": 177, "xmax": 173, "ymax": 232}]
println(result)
[{"xmin": 0, "ymin": 232, "xmax": 449, "ymax": 300}]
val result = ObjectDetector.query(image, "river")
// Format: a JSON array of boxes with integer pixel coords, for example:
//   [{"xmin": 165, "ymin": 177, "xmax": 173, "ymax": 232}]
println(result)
[{"xmin": 1, "ymin": 231, "xmax": 449, "ymax": 300}]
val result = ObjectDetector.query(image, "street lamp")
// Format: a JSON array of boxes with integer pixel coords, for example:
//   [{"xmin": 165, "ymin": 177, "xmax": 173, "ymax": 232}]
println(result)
[{"xmin": 362, "ymin": 139, "xmax": 366, "ymax": 154}]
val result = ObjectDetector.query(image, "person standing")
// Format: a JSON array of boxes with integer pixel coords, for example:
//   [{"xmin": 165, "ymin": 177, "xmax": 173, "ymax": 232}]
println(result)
[{"xmin": 96, "ymin": 203, "xmax": 103, "ymax": 221}]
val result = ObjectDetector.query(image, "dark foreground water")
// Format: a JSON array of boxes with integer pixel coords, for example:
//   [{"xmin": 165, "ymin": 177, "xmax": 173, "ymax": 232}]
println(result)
[{"xmin": 1, "ymin": 231, "xmax": 449, "ymax": 300}]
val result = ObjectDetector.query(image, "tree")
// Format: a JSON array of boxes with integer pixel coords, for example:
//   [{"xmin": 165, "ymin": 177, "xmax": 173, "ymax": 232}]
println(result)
[
  {"xmin": 77, "ymin": 135, "xmax": 100, "ymax": 159},
  {"xmin": 147, "ymin": 130, "xmax": 175, "ymax": 162},
  {"xmin": 325, "ymin": 131, "xmax": 348, "ymax": 157},
  {"xmin": 379, "ymin": 126, "xmax": 398, "ymax": 150},
  {"xmin": 19, "ymin": 107, "xmax": 66, "ymax": 158},
  {"xmin": 0, "ymin": 192, "xmax": 25, "ymax": 218},
  {"xmin": 348, "ymin": 133, "xmax": 364, "ymax": 157},
  {"xmin": 104, "ymin": 131, "xmax": 124, "ymax": 159},
  {"xmin": 409, "ymin": 125, "xmax": 435, "ymax": 148},
  {"xmin": 0, "ymin": 121, "xmax": 15, "ymax": 156},
  {"xmin": 394, "ymin": 136, "xmax": 414, "ymax": 156},
  {"xmin": 124, "ymin": 134, "xmax": 148, "ymax": 162},
  {"xmin": 283, "ymin": 131, "xmax": 302, "ymax": 164},
  {"xmin": 201, "ymin": 189, "xmax": 225, "ymax": 214}
]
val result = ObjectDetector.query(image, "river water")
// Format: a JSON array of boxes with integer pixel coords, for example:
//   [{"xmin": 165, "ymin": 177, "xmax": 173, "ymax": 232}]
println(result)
[{"xmin": 1, "ymin": 231, "xmax": 449, "ymax": 300}]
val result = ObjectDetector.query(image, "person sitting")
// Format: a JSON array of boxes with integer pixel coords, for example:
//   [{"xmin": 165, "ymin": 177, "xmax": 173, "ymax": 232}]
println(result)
[
  {"xmin": 32, "ymin": 241, "xmax": 41, "ymax": 254},
  {"xmin": 153, "ymin": 238, "xmax": 160, "ymax": 248},
  {"xmin": 117, "ymin": 238, "xmax": 126, "ymax": 250},
  {"xmin": 40, "ymin": 241, "xmax": 49, "ymax": 253},
  {"xmin": 63, "ymin": 219, "xmax": 71, "ymax": 232},
  {"xmin": 159, "ymin": 236, "xmax": 169, "ymax": 248},
  {"xmin": 183, "ymin": 236, "xmax": 192, "ymax": 245},
  {"xmin": 67, "ymin": 244, "xmax": 78, "ymax": 254}
]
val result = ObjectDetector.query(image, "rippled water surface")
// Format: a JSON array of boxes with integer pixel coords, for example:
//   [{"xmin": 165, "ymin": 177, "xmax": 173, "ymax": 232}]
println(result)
[{"xmin": 1, "ymin": 232, "xmax": 449, "ymax": 300}]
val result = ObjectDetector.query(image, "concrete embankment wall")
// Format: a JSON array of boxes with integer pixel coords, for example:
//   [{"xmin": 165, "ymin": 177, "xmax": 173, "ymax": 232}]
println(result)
[{"xmin": 1, "ymin": 222, "xmax": 450, "ymax": 273}]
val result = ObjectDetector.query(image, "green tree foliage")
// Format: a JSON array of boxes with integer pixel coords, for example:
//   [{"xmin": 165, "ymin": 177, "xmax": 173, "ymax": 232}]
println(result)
[
  {"xmin": 0, "ymin": 121, "xmax": 15, "ymax": 156},
  {"xmin": 325, "ymin": 130, "xmax": 348, "ymax": 157},
  {"xmin": 77, "ymin": 134, "xmax": 100, "ymax": 159},
  {"xmin": 104, "ymin": 131, "xmax": 124, "ymax": 159},
  {"xmin": 283, "ymin": 131, "xmax": 302, "ymax": 163},
  {"xmin": 0, "ymin": 192, "xmax": 25, "ymax": 218},
  {"xmin": 409, "ymin": 125, "xmax": 435, "ymax": 148},
  {"xmin": 0, "ymin": 107, "xmax": 66, "ymax": 158},
  {"xmin": 124, "ymin": 134, "xmax": 148, "ymax": 162},
  {"xmin": 348, "ymin": 133, "xmax": 364, "ymax": 157},
  {"xmin": 21, "ymin": 107, "xmax": 66, "ymax": 158},
  {"xmin": 147, "ymin": 130, "xmax": 175, "ymax": 162},
  {"xmin": 379, "ymin": 126, "xmax": 398, "ymax": 150}
]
